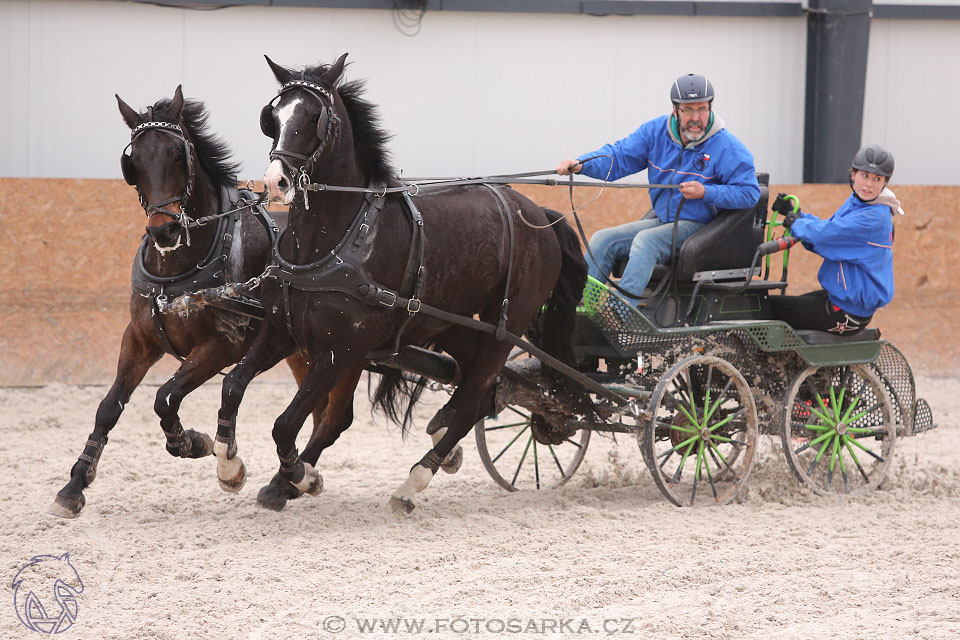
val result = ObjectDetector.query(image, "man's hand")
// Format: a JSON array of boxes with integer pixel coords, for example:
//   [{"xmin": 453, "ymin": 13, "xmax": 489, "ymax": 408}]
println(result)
[
  {"xmin": 678, "ymin": 181, "xmax": 705, "ymax": 200},
  {"xmin": 782, "ymin": 213, "xmax": 798, "ymax": 229},
  {"xmin": 556, "ymin": 159, "xmax": 583, "ymax": 176}
]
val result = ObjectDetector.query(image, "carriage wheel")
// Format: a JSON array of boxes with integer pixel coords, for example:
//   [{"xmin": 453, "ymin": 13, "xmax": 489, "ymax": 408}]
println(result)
[
  {"xmin": 474, "ymin": 405, "xmax": 590, "ymax": 492},
  {"xmin": 781, "ymin": 364, "xmax": 895, "ymax": 495},
  {"xmin": 642, "ymin": 355, "xmax": 758, "ymax": 507}
]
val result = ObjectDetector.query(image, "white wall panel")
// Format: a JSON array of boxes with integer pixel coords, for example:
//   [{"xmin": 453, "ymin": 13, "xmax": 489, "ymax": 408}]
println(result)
[
  {"xmin": 1, "ymin": 0, "xmax": 808, "ymax": 185},
  {"xmin": 863, "ymin": 19, "xmax": 960, "ymax": 185}
]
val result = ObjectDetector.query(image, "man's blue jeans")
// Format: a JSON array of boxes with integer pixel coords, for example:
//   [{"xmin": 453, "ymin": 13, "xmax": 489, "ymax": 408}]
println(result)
[{"xmin": 587, "ymin": 217, "xmax": 705, "ymax": 298}]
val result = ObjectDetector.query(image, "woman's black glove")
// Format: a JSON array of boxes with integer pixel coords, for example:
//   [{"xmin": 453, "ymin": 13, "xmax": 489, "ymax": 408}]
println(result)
[{"xmin": 772, "ymin": 193, "xmax": 796, "ymax": 216}]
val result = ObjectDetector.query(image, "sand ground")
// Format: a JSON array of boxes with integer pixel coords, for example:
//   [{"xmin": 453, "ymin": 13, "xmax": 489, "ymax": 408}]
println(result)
[{"xmin": 1, "ymin": 375, "xmax": 958, "ymax": 639}]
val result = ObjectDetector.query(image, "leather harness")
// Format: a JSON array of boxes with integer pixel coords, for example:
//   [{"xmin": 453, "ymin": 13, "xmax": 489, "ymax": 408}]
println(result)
[
  {"xmin": 265, "ymin": 182, "xmax": 517, "ymax": 361},
  {"xmin": 132, "ymin": 184, "xmax": 279, "ymax": 361}
]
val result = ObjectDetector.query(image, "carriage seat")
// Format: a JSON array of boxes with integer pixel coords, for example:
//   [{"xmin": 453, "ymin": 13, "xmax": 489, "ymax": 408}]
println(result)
[{"xmin": 610, "ymin": 173, "xmax": 770, "ymax": 284}]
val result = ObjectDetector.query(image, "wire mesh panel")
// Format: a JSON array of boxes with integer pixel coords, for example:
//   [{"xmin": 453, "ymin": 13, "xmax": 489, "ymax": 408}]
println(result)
[{"xmin": 869, "ymin": 342, "xmax": 916, "ymax": 436}]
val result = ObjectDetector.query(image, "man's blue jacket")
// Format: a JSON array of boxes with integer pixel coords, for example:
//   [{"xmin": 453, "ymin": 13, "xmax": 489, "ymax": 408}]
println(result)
[
  {"xmin": 577, "ymin": 114, "xmax": 760, "ymax": 224},
  {"xmin": 790, "ymin": 194, "xmax": 895, "ymax": 317}
]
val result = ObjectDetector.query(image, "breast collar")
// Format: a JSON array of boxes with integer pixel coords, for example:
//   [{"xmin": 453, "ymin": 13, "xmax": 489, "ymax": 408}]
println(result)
[
  {"xmin": 132, "ymin": 184, "xmax": 279, "ymax": 303},
  {"xmin": 267, "ymin": 182, "xmax": 423, "ymax": 305}
]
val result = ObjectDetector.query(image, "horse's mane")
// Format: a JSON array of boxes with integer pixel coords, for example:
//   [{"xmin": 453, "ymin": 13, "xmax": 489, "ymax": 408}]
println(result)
[
  {"xmin": 149, "ymin": 98, "xmax": 241, "ymax": 188},
  {"xmin": 302, "ymin": 63, "xmax": 394, "ymax": 185}
]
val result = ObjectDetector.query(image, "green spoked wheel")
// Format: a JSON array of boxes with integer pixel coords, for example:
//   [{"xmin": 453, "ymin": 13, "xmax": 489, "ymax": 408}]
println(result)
[
  {"xmin": 474, "ymin": 405, "xmax": 590, "ymax": 492},
  {"xmin": 642, "ymin": 356, "xmax": 758, "ymax": 507},
  {"xmin": 781, "ymin": 364, "xmax": 896, "ymax": 495}
]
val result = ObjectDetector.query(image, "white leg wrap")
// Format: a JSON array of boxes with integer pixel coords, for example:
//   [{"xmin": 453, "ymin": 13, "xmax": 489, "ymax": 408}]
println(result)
[
  {"xmin": 215, "ymin": 441, "xmax": 245, "ymax": 493},
  {"xmin": 393, "ymin": 464, "xmax": 434, "ymax": 503}
]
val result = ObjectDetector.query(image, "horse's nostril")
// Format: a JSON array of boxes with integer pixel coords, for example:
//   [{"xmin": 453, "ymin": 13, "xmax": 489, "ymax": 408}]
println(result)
[{"xmin": 277, "ymin": 176, "xmax": 288, "ymax": 190}]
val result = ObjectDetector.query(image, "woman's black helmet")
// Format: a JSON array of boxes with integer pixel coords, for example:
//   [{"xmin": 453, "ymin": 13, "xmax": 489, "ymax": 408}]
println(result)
[
  {"xmin": 671, "ymin": 74, "xmax": 715, "ymax": 104},
  {"xmin": 852, "ymin": 144, "xmax": 895, "ymax": 178}
]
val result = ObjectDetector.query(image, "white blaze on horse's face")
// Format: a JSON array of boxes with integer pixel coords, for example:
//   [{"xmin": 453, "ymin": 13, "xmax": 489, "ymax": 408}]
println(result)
[{"xmin": 263, "ymin": 96, "xmax": 306, "ymax": 205}]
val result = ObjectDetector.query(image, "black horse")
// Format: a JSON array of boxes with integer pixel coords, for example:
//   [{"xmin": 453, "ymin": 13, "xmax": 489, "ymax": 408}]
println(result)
[
  {"xmin": 210, "ymin": 54, "xmax": 587, "ymax": 513},
  {"xmin": 50, "ymin": 87, "xmax": 360, "ymax": 517}
]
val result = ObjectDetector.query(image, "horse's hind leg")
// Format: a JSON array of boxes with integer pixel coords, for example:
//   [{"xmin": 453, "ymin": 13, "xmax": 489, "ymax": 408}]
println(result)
[
  {"xmin": 153, "ymin": 342, "xmax": 237, "ymax": 461},
  {"xmin": 216, "ymin": 323, "xmax": 295, "ymax": 493},
  {"xmin": 390, "ymin": 342, "xmax": 510, "ymax": 514},
  {"xmin": 430, "ymin": 425, "xmax": 464, "ymax": 475},
  {"xmin": 50, "ymin": 325, "xmax": 162, "ymax": 518},
  {"xmin": 257, "ymin": 360, "xmax": 365, "ymax": 511}
]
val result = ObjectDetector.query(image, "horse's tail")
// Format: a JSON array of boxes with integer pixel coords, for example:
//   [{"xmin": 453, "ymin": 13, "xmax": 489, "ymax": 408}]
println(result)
[
  {"xmin": 370, "ymin": 367, "xmax": 428, "ymax": 437},
  {"xmin": 534, "ymin": 209, "xmax": 594, "ymax": 412},
  {"xmin": 537, "ymin": 209, "xmax": 587, "ymax": 366}
]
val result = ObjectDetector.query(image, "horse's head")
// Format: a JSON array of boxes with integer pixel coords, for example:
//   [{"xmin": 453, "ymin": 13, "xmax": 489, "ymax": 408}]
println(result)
[
  {"xmin": 117, "ymin": 86, "xmax": 197, "ymax": 251},
  {"xmin": 261, "ymin": 54, "xmax": 348, "ymax": 205}
]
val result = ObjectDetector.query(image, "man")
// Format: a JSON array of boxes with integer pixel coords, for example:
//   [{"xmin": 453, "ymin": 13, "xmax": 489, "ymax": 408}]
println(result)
[{"xmin": 557, "ymin": 73, "xmax": 760, "ymax": 299}]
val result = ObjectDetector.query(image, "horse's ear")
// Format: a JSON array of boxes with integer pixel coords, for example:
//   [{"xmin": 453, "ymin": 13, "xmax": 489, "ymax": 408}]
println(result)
[
  {"xmin": 324, "ymin": 53, "xmax": 348, "ymax": 85},
  {"xmin": 116, "ymin": 94, "xmax": 140, "ymax": 129},
  {"xmin": 169, "ymin": 85, "xmax": 185, "ymax": 120},
  {"xmin": 265, "ymin": 55, "xmax": 292, "ymax": 85}
]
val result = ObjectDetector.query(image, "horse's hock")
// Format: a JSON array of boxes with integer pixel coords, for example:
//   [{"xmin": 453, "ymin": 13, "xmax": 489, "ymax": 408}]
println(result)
[{"xmin": 0, "ymin": 177, "xmax": 956, "ymax": 385}]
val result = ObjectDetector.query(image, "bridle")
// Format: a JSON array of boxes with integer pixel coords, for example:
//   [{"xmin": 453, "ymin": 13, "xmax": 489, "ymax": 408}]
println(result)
[
  {"xmin": 261, "ymin": 79, "xmax": 341, "ymax": 207},
  {"xmin": 121, "ymin": 117, "xmax": 198, "ymax": 245}
]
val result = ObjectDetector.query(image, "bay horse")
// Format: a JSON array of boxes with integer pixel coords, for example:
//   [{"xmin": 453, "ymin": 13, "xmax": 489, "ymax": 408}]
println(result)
[
  {"xmin": 50, "ymin": 87, "xmax": 364, "ymax": 517},
  {"xmin": 211, "ymin": 54, "xmax": 587, "ymax": 513}
]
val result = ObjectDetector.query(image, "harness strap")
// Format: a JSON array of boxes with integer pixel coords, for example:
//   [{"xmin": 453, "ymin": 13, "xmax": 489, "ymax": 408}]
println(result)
[
  {"xmin": 356, "ymin": 284, "xmax": 627, "ymax": 407},
  {"xmin": 366, "ymin": 192, "xmax": 426, "ymax": 361},
  {"xmin": 151, "ymin": 294, "xmax": 186, "ymax": 363},
  {"xmin": 481, "ymin": 184, "xmax": 516, "ymax": 340}
]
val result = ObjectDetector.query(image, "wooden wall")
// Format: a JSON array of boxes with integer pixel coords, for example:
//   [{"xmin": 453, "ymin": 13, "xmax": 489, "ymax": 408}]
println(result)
[{"xmin": 0, "ymin": 178, "xmax": 954, "ymax": 385}]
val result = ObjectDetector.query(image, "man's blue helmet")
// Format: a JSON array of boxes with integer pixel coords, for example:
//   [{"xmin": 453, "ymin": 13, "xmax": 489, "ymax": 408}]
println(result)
[{"xmin": 671, "ymin": 74, "xmax": 715, "ymax": 104}]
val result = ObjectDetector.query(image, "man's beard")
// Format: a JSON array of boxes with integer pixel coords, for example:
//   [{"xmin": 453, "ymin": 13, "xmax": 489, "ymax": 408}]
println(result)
[{"xmin": 682, "ymin": 124, "xmax": 706, "ymax": 142}]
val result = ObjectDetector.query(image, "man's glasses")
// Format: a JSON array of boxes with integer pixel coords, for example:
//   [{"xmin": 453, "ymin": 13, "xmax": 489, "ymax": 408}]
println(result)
[{"xmin": 677, "ymin": 106, "xmax": 710, "ymax": 116}]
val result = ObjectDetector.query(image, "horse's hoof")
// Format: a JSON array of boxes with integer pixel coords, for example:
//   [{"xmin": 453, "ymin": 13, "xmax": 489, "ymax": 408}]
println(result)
[
  {"xmin": 256, "ymin": 483, "xmax": 289, "ymax": 512},
  {"xmin": 389, "ymin": 496, "xmax": 415, "ymax": 515},
  {"xmin": 48, "ymin": 493, "xmax": 84, "ymax": 519},
  {"xmin": 185, "ymin": 430, "xmax": 214, "ymax": 458},
  {"xmin": 217, "ymin": 458, "xmax": 247, "ymax": 493},
  {"xmin": 272, "ymin": 472, "xmax": 304, "ymax": 500},
  {"xmin": 441, "ymin": 445, "xmax": 463, "ymax": 474},
  {"xmin": 293, "ymin": 463, "xmax": 323, "ymax": 496}
]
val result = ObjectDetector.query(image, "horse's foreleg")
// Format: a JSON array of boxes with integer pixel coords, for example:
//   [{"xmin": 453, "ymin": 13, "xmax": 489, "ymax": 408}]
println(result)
[
  {"xmin": 154, "ymin": 344, "xmax": 235, "ymax": 460},
  {"xmin": 258, "ymin": 360, "xmax": 365, "ymax": 510},
  {"xmin": 50, "ymin": 325, "xmax": 162, "ymax": 518},
  {"xmin": 268, "ymin": 358, "xmax": 359, "ymax": 505},
  {"xmin": 216, "ymin": 324, "xmax": 294, "ymax": 493}
]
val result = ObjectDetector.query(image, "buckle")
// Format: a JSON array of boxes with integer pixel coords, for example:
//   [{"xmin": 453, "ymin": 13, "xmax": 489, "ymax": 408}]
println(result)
[
  {"xmin": 406, "ymin": 298, "xmax": 422, "ymax": 314},
  {"xmin": 377, "ymin": 290, "xmax": 398, "ymax": 307}
]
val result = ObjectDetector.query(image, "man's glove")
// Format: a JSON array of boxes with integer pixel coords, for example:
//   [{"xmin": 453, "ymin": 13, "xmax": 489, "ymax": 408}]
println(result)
[
  {"xmin": 772, "ymin": 192, "xmax": 798, "ymax": 217},
  {"xmin": 782, "ymin": 213, "xmax": 798, "ymax": 229}
]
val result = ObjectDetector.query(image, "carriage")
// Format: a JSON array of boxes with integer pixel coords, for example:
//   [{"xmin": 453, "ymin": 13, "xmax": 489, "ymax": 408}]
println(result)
[{"xmin": 373, "ymin": 174, "xmax": 937, "ymax": 506}]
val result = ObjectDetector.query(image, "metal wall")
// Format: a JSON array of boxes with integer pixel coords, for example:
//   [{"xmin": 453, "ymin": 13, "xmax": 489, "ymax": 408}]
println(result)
[
  {"xmin": 0, "ymin": 0, "xmax": 955, "ymax": 184},
  {"xmin": 861, "ymin": 18, "xmax": 956, "ymax": 185}
]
